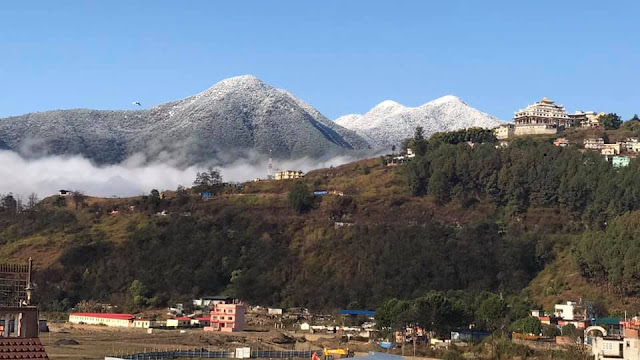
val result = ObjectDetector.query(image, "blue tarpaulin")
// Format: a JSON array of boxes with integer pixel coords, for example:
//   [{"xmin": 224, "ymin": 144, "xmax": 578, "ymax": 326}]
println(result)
[
  {"xmin": 339, "ymin": 309, "xmax": 375, "ymax": 317},
  {"xmin": 377, "ymin": 342, "xmax": 395, "ymax": 350}
]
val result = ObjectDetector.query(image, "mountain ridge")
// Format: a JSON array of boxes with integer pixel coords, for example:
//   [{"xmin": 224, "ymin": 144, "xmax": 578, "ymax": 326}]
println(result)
[
  {"xmin": 0, "ymin": 75, "xmax": 371, "ymax": 165},
  {"xmin": 335, "ymin": 95, "xmax": 502, "ymax": 148}
]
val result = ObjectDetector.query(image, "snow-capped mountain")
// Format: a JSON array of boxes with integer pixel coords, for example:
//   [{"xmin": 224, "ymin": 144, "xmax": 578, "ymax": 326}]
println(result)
[
  {"xmin": 0, "ymin": 76, "xmax": 370, "ymax": 165},
  {"xmin": 335, "ymin": 95, "xmax": 503, "ymax": 149}
]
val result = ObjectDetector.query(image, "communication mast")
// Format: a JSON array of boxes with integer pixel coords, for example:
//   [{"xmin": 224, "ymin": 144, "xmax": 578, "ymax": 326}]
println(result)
[{"xmin": 268, "ymin": 150, "xmax": 274, "ymax": 180}]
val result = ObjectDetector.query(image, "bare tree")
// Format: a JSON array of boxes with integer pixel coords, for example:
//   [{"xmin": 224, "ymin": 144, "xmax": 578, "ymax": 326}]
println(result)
[
  {"xmin": 26, "ymin": 193, "xmax": 39, "ymax": 211},
  {"xmin": 71, "ymin": 191, "xmax": 86, "ymax": 210}
]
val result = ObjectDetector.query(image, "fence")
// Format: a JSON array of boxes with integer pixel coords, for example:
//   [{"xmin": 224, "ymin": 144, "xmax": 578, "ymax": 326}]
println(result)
[{"xmin": 106, "ymin": 349, "xmax": 321, "ymax": 360}]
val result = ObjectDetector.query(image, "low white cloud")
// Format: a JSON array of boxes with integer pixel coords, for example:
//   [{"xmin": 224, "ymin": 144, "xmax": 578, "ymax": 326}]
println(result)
[{"xmin": 0, "ymin": 150, "xmax": 363, "ymax": 199}]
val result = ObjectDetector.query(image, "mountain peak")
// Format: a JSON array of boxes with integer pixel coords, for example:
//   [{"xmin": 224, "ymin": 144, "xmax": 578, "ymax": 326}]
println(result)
[
  {"xmin": 212, "ymin": 74, "xmax": 268, "ymax": 89},
  {"xmin": 335, "ymin": 95, "xmax": 501, "ymax": 148},
  {"xmin": 429, "ymin": 95, "xmax": 465, "ymax": 106},
  {"xmin": 371, "ymin": 100, "xmax": 405, "ymax": 111},
  {"xmin": 0, "ymin": 75, "xmax": 371, "ymax": 165},
  {"xmin": 190, "ymin": 75, "xmax": 272, "ymax": 101},
  {"xmin": 374, "ymin": 100, "xmax": 404, "ymax": 108}
]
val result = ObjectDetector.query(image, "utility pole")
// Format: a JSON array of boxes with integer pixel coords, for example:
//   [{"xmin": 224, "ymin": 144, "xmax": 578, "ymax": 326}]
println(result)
[{"xmin": 268, "ymin": 150, "xmax": 274, "ymax": 180}]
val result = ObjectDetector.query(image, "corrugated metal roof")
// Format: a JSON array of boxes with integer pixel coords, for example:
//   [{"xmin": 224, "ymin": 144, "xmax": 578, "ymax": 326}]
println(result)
[{"xmin": 594, "ymin": 317, "xmax": 621, "ymax": 325}]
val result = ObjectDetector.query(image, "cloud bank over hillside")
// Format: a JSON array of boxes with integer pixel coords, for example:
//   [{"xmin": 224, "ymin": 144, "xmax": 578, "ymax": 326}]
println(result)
[{"xmin": 0, "ymin": 150, "xmax": 358, "ymax": 199}]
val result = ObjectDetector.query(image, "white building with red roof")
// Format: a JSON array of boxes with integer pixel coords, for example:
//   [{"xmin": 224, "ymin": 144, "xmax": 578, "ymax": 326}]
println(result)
[{"xmin": 68, "ymin": 313, "xmax": 134, "ymax": 328}]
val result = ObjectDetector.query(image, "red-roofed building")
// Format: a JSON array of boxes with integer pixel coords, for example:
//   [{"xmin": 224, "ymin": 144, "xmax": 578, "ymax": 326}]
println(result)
[{"xmin": 68, "ymin": 313, "xmax": 134, "ymax": 328}]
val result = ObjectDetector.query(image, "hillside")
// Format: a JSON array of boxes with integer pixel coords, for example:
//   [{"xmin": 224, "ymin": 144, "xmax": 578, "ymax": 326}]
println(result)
[
  {"xmin": 0, "ymin": 76, "xmax": 370, "ymax": 165},
  {"xmin": 0, "ymin": 158, "xmax": 536, "ymax": 312},
  {"xmin": 3, "ymin": 127, "xmax": 640, "ymax": 315},
  {"xmin": 335, "ymin": 95, "xmax": 502, "ymax": 149}
]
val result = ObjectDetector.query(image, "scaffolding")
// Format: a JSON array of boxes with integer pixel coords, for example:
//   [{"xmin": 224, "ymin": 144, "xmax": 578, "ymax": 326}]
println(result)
[{"xmin": 0, "ymin": 258, "xmax": 32, "ymax": 307}]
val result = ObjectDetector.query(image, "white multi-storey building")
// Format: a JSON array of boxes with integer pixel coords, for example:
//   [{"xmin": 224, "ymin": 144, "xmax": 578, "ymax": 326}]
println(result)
[
  {"xmin": 514, "ymin": 98, "xmax": 573, "ymax": 128},
  {"xmin": 511, "ymin": 98, "xmax": 575, "ymax": 136}
]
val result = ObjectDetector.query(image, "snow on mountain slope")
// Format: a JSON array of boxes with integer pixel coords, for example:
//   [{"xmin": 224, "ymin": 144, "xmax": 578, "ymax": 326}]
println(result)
[
  {"xmin": 335, "ymin": 95, "xmax": 503, "ymax": 149},
  {"xmin": 0, "ymin": 75, "xmax": 370, "ymax": 165}
]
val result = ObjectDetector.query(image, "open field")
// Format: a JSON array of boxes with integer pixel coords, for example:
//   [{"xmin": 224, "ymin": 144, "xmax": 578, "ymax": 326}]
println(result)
[{"xmin": 40, "ymin": 323, "xmax": 323, "ymax": 360}]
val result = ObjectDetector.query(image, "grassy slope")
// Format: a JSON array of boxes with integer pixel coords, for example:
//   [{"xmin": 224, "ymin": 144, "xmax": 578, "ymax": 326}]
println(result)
[
  {"xmin": 526, "ymin": 247, "xmax": 640, "ymax": 315},
  {"xmin": 4, "ymin": 131, "xmax": 640, "ymax": 311},
  {"xmin": 0, "ymin": 158, "xmax": 498, "ymax": 281}
]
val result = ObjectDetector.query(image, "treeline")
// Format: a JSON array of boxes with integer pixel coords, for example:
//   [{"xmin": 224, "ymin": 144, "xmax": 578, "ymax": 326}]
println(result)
[
  {"xmin": 376, "ymin": 291, "xmax": 535, "ymax": 337},
  {"xmin": 574, "ymin": 211, "xmax": 640, "ymax": 296},
  {"xmin": 16, "ymin": 126, "xmax": 640, "ymax": 311},
  {"xmin": 405, "ymin": 135, "xmax": 640, "ymax": 228},
  {"xmin": 30, "ymin": 204, "xmax": 545, "ymax": 311}
]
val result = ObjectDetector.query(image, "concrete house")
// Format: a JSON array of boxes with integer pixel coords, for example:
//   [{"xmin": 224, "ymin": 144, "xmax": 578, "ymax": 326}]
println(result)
[
  {"xmin": 275, "ymin": 170, "xmax": 303, "ymax": 180},
  {"xmin": 166, "ymin": 317, "xmax": 192, "ymax": 328},
  {"xmin": 204, "ymin": 303, "xmax": 245, "ymax": 332}
]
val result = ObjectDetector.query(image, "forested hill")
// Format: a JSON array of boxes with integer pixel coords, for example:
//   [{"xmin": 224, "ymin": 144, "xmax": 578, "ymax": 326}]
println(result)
[{"xmin": 3, "ymin": 126, "xmax": 640, "ymax": 314}]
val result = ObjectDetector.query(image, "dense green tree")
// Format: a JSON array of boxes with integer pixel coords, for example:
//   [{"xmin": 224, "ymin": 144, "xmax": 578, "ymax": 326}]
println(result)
[
  {"xmin": 405, "ymin": 157, "xmax": 430, "ymax": 196},
  {"xmin": 574, "ymin": 211, "xmax": 640, "ymax": 295},
  {"xmin": 599, "ymin": 113, "xmax": 622, "ymax": 130},
  {"xmin": 288, "ymin": 182, "xmax": 313, "ymax": 213},
  {"xmin": 376, "ymin": 298, "xmax": 414, "ymax": 336},
  {"xmin": 428, "ymin": 170, "xmax": 450, "ymax": 204},
  {"xmin": 430, "ymin": 127, "xmax": 497, "ymax": 145},
  {"xmin": 509, "ymin": 316, "xmax": 541, "ymax": 335},
  {"xmin": 413, "ymin": 126, "xmax": 429, "ymax": 156},
  {"xmin": 128, "ymin": 280, "xmax": 149, "ymax": 309},
  {"xmin": 477, "ymin": 294, "xmax": 508, "ymax": 334},
  {"xmin": 193, "ymin": 169, "xmax": 223, "ymax": 194},
  {"xmin": 542, "ymin": 325, "xmax": 561, "ymax": 338},
  {"xmin": 561, "ymin": 323, "xmax": 579, "ymax": 339},
  {"xmin": 0, "ymin": 194, "xmax": 17, "ymax": 214},
  {"xmin": 477, "ymin": 294, "xmax": 508, "ymax": 359},
  {"xmin": 413, "ymin": 291, "xmax": 467, "ymax": 336}
]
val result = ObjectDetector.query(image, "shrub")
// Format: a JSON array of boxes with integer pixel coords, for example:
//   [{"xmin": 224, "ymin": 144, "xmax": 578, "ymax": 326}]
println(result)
[{"xmin": 288, "ymin": 182, "xmax": 313, "ymax": 213}]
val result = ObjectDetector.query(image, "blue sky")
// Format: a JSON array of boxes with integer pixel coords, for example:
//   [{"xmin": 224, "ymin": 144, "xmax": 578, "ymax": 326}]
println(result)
[{"xmin": 1, "ymin": 0, "xmax": 638, "ymax": 121}]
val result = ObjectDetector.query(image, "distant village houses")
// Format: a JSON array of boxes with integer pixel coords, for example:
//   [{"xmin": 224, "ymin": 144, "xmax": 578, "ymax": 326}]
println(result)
[
  {"xmin": 553, "ymin": 138, "xmax": 569, "ymax": 147},
  {"xmin": 274, "ymin": 170, "xmax": 304, "ymax": 180},
  {"xmin": 386, "ymin": 148, "xmax": 416, "ymax": 166},
  {"xmin": 572, "ymin": 110, "xmax": 603, "ymax": 129}
]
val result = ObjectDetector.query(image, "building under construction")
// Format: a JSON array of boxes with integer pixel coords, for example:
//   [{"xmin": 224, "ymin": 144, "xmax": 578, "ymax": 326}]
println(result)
[{"xmin": 0, "ymin": 258, "xmax": 49, "ymax": 359}]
